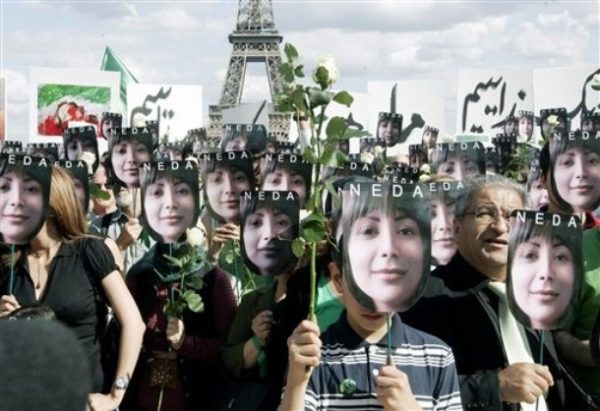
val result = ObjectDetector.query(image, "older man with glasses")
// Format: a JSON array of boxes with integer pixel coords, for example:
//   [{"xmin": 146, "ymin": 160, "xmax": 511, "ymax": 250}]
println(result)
[{"xmin": 403, "ymin": 175, "xmax": 587, "ymax": 411}]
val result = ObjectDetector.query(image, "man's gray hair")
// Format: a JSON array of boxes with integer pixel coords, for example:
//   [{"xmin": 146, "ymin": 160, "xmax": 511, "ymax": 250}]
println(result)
[{"xmin": 455, "ymin": 175, "xmax": 529, "ymax": 218}]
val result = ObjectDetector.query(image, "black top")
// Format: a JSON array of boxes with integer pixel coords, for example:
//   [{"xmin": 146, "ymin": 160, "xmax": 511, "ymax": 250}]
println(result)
[{"xmin": 1, "ymin": 238, "xmax": 118, "ymax": 392}]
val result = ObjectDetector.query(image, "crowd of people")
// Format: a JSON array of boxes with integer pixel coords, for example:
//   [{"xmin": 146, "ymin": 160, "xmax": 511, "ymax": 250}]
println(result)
[{"xmin": 0, "ymin": 109, "xmax": 599, "ymax": 411}]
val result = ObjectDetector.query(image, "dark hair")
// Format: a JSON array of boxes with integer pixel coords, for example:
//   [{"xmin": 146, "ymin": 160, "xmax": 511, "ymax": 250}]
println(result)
[
  {"xmin": 63, "ymin": 126, "xmax": 99, "ymax": 171},
  {"xmin": 431, "ymin": 143, "xmax": 486, "ymax": 176},
  {"xmin": 260, "ymin": 154, "xmax": 313, "ymax": 206},
  {"xmin": 507, "ymin": 214, "xmax": 581, "ymax": 329},
  {"xmin": 7, "ymin": 304, "xmax": 56, "ymax": 321},
  {"xmin": 221, "ymin": 124, "xmax": 267, "ymax": 154}
]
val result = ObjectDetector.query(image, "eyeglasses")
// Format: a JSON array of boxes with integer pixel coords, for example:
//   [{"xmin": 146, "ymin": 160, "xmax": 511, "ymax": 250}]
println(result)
[{"xmin": 463, "ymin": 206, "xmax": 512, "ymax": 224}]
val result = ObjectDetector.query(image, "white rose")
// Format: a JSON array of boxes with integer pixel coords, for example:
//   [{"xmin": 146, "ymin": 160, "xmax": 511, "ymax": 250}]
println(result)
[
  {"xmin": 79, "ymin": 151, "xmax": 97, "ymax": 175},
  {"xmin": 116, "ymin": 190, "xmax": 132, "ymax": 208},
  {"xmin": 312, "ymin": 55, "xmax": 340, "ymax": 87},
  {"xmin": 419, "ymin": 164, "xmax": 431, "ymax": 174},
  {"xmin": 546, "ymin": 114, "xmax": 559, "ymax": 127},
  {"xmin": 186, "ymin": 228, "xmax": 205, "ymax": 248},
  {"xmin": 418, "ymin": 174, "xmax": 432, "ymax": 183},
  {"xmin": 373, "ymin": 145, "xmax": 385, "ymax": 155},
  {"xmin": 360, "ymin": 152, "xmax": 375, "ymax": 165}
]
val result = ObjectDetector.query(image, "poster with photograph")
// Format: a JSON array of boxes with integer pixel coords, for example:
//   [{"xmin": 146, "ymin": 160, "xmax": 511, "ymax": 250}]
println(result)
[
  {"xmin": 63, "ymin": 125, "xmax": 99, "ymax": 172},
  {"xmin": 0, "ymin": 154, "xmax": 52, "ymax": 245},
  {"xmin": 0, "ymin": 77, "xmax": 5, "ymax": 142},
  {"xmin": 260, "ymin": 153, "xmax": 312, "ymax": 208},
  {"xmin": 108, "ymin": 126, "xmax": 154, "ymax": 189},
  {"xmin": 140, "ymin": 160, "xmax": 200, "ymax": 244},
  {"xmin": 340, "ymin": 182, "xmax": 431, "ymax": 312},
  {"xmin": 368, "ymin": 80, "xmax": 444, "ymax": 155},
  {"xmin": 534, "ymin": 65, "xmax": 600, "ymax": 136},
  {"xmin": 549, "ymin": 130, "xmax": 600, "ymax": 213},
  {"xmin": 25, "ymin": 143, "xmax": 60, "ymax": 162},
  {"xmin": 426, "ymin": 181, "xmax": 464, "ymax": 267},
  {"xmin": 0, "ymin": 141, "xmax": 22, "ymax": 154},
  {"xmin": 99, "ymin": 112, "xmax": 123, "ymax": 140},
  {"xmin": 29, "ymin": 67, "xmax": 120, "ymax": 143},
  {"xmin": 526, "ymin": 161, "xmax": 549, "ymax": 211},
  {"xmin": 56, "ymin": 159, "xmax": 89, "ymax": 213},
  {"xmin": 199, "ymin": 151, "xmax": 255, "ymax": 224},
  {"xmin": 540, "ymin": 108, "xmax": 569, "ymax": 140},
  {"xmin": 240, "ymin": 190, "xmax": 300, "ymax": 276},
  {"xmin": 508, "ymin": 210, "xmax": 582, "ymax": 330},
  {"xmin": 221, "ymin": 124, "xmax": 267, "ymax": 154},
  {"xmin": 127, "ymin": 84, "xmax": 203, "ymax": 142},
  {"xmin": 456, "ymin": 68, "xmax": 533, "ymax": 137},
  {"xmin": 431, "ymin": 141, "xmax": 486, "ymax": 181}
]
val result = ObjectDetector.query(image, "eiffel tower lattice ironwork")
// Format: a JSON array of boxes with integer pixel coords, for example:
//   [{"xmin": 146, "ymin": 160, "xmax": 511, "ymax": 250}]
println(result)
[{"xmin": 209, "ymin": 0, "xmax": 289, "ymax": 139}]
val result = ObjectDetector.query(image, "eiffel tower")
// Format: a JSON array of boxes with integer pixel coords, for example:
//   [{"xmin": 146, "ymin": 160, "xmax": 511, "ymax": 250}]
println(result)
[{"xmin": 208, "ymin": 0, "xmax": 289, "ymax": 139}]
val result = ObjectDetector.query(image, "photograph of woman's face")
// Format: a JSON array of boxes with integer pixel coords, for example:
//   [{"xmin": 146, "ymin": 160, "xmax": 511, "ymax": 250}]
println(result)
[
  {"xmin": 225, "ymin": 133, "xmax": 247, "ymax": 152},
  {"xmin": 518, "ymin": 116, "xmax": 533, "ymax": 141},
  {"xmin": 553, "ymin": 146, "xmax": 600, "ymax": 212},
  {"xmin": 437, "ymin": 154, "xmax": 481, "ymax": 181},
  {"xmin": 262, "ymin": 165, "xmax": 307, "ymax": 207},
  {"xmin": 377, "ymin": 118, "xmax": 400, "ymax": 147},
  {"xmin": 0, "ymin": 170, "xmax": 44, "ymax": 244},
  {"xmin": 243, "ymin": 206, "xmax": 294, "ymax": 275},
  {"xmin": 528, "ymin": 178, "xmax": 549, "ymax": 211},
  {"xmin": 504, "ymin": 119, "xmax": 517, "ymax": 135},
  {"xmin": 422, "ymin": 130, "xmax": 438, "ymax": 148},
  {"xmin": 205, "ymin": 166, "xmax": 251, "ymax": 223},
  {"xmin": 111, "ymin": 140, "xmax": 151, "ymax": 188},
  {"xmin": 101, "ymin": 118, "xmax": 118, "ymax": 139},
  {"xmin": 66, "ymin": 137, "xmax": 96, "ymax": 162},
  {"xmin": 347, "ymin": 207, "xmax": 424, "ymax": 313},
  {"xmin": 431, "ymin": 199, "xmax": 457, "ymax": 266},
  {"xmin": 511, "ymin": 234, "xmax": 575, "ymax": 330},
  {"xmin": 144, "ymin": 177, "xmax": 195, "ymax": 243}
]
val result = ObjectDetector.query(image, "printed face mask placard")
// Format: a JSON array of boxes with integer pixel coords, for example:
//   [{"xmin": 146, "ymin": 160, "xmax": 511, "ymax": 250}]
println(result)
[
  {"xmin": 340, "ymin": 182, "xmax": 431, "ymax": 313},
  {"xmin": 549, "ymin": 130, "xmax": 600, "ymax": 213},
  {"xmin": 56, "ymin": 160, "xmax": 89, "ymax": 213},
  {"xmin": 108, "ymin": 127, "xmax": 154, "ymax": 189},
  {"xmin": 260, "ymin": 153, "xmax": 312, "ymax": 209},
  {"xmin": 431, "ymin": 142, "xmax": 486, "ymax": 181},
  {"xmin": 200, "ymin": 151, "xmax": 254, "ymax": 224},
  {"xmin": 240, "ymin": 190, "xmax": 299, "ymax": 276},
  {"xmin": 63, "ymin": 125, "xmax": 99, "ymax": 172},
  {"xmin": 507, "ymin": 210, "xmax": 582, "ymax": 330},
  {"xmin": 140, "ymin": 160, "xmax": 199, "ymax": 244},
  {"xmin": 0, "ymin": 154, "xmax": 52, "ymax": 245}
]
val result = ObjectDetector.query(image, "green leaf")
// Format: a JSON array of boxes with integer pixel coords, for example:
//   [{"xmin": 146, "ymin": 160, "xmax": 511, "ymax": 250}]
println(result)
[
  {"xmin": 284, "ymin": 43, "xmax": 299, "ymax": 62},
  {"xmin": 307, "ymin": 87, "xmax": 333, "ymax": 108},
  {"xmin": 279, "ymin": 62, "xmax": 295, "ymax": 84},
  {"xmin": 163, "ymin": 254, "xmax": 183, "ymax": 268},
  {"xmin": 592, "ymin": 83, "xmax": 600, "ymax": 91},
  {"xmin": 332, "ymin": 91, "xmax": 353, "ymax": 107},
  {"xmin": 291, "ymin": 86, "xmax": 307, "ymax": 112},
  {"xmin": 302, "ymin": 147, "xmax": 317, "ymax": 164},
  {"xmin": 320, "ymin": 147, "xmax": 347, "ymax": 168},
  {"xmin": 325, "ymin": 116, "xmax": 347, "ymax": 140},
  {"xmin": 186, "ymin": 275, "xmax": 204, "ymax": 290},
  {"xmin": 292, "ymin": 238, "xmax": 306, "ymax": 258},
  {"xmin": 186, "ymin": 292, "xmax": 204, "ymax": 313},
  {"xmin": 343, "ymin": 128, "xmax": 371, "ymax": 139},
  {"xmin": 294, "ymin": 65, "xmax": 305, "ymax": 78},
  {"xmin": 325, "ymin": 177, "xmax": 341, "ymax": 210},
  {"xmin": 301, "ymin": 213, "xmax": 328, "ymax": 243}
]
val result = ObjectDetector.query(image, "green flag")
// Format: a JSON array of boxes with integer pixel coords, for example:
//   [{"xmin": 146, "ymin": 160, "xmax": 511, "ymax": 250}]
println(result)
[{"xmin": 100, "ymin": 46, "xmax": 138, "ymax": 108}]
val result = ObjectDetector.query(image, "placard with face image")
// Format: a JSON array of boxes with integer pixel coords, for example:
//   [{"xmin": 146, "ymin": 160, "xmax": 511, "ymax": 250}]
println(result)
[
  {"xmin": 517, "ymin": 111, "xmax": 535, "ymax": 144},
  {"xmin": 221, "ymin": 124, "xmax": 267, "ymax": 154},
  {"xmin": 384, "ymin": 166, "xmax": 420, "ymax": 185},
  {"xmin": 25, "ymin": 143, "xmax": 60, "ymax": 163},
  {"xmin": 99, "ymin": 112, "xmax": 123, "ymax": 140},
  {"xmin": 260, "ymin": 153, "xmax": 312, "ymax": 209},
  {"xmin": 240, "ymin": 190, "xmax": 299, "ymax": 276},
  {"xmin": 549, "ymin": 130, "xmax": 600, "ymax": 213},
  {"xmin": 425, "ymin": 180, "xmax": 464, "ymax": 267},
  {"xmin": 0, "ymin": 141, "xmax": 23, "ymax": 154},
  {"xmin": 0, "ymin": 154, "xmax": 52, "ymax": 245},
  {"xmin": 581, "ymin": 112, "xmax": 600, "ymax": 135},
  {"xmin": 199, "ymin": 151, "xmax": 255, "ymax": 224},
  {"xmin": 108, "ymin": 127, "xmax": 154, "ymax": 189},
  {"xmin": 340, "ymin": 182, "xmax": 431, "ymax": 313},
  {"xmin": 63, "ymin": 125, "xmax": 99, "ymax": 172},
  {"xmin": 56, "ymin": 159, "xmax": 89, "ymax": 213},
  {"xmin": 508, "ymin": 210, "xmax": 582, "ymax": 330},
  {"xmin": 140, "ymin": 160, "xmax": 199, "ymax": 244},
  {"xmin": 540, "ymin": 108, "xmax": 569, "ymax": 141},
  {"xmin": 376, "ymin": 112, "xmax": 403, "ymax": 147},
  {"xmin": 431, "ymin": 141, "xmax": 486, "ymax": 181}
]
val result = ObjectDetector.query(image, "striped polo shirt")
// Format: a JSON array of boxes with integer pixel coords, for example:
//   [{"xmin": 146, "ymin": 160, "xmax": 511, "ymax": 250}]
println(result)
[{"xmin": 301, "ymin": 311, "xmax": 463, "ymax": 411}]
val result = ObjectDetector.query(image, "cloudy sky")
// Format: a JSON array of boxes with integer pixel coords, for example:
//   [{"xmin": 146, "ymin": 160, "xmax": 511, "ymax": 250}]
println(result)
[{"xmin": 1, "ymin": 0, "xmax": 598, "ymax": 141}]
